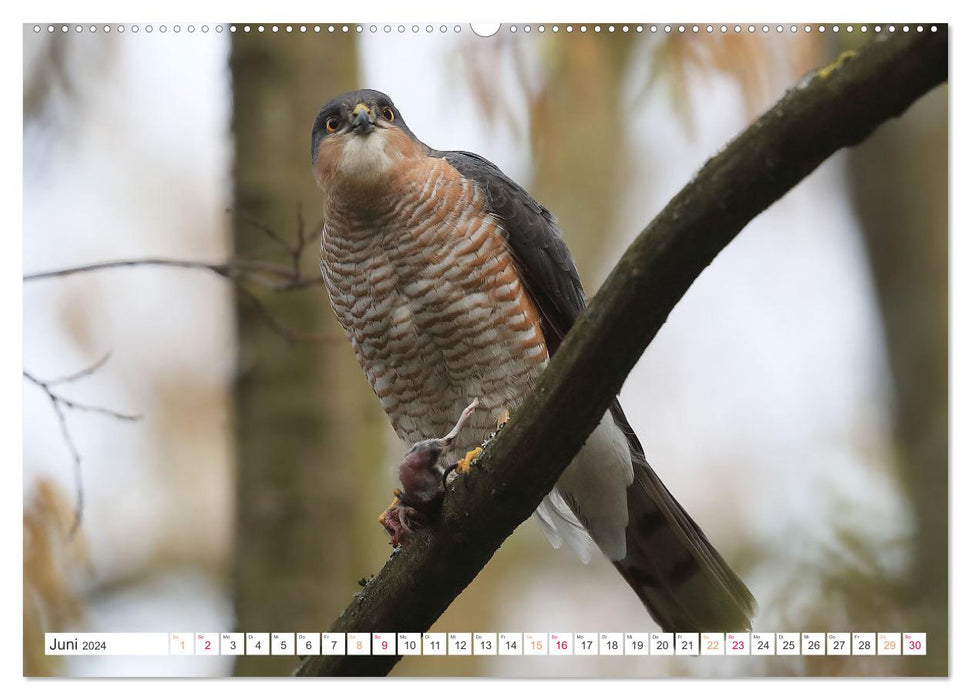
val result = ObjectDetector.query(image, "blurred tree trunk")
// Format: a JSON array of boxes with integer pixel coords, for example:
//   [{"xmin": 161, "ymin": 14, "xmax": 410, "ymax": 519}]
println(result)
[
  {"xmin": 847, "ymin": 86, "xmax": 948, "ymax": 676},
  {"xmin": 229, "ymin": 33, "xmax": 386, "ymax": 676}
]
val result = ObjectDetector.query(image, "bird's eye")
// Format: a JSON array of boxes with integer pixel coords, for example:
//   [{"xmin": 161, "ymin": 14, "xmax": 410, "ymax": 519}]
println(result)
[
  {"xmin": 381, "ymin": 107, "xmax": 395, "ymax": 123},
  {"xmin": 325, "ymin": 116, "xmax": 341, "ymax": 133}
]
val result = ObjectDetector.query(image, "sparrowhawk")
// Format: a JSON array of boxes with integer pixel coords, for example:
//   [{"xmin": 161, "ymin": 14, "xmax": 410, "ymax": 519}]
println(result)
[{"xmin": 311, "ymin": 88, "xmax": 755, "ymax": 632}]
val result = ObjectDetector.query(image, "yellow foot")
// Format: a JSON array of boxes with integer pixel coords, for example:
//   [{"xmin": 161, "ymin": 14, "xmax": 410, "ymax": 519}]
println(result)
[
  {"xmin": 455, "ymin": 447, "xmax": 482, "ymax": 474},
  {"xmin": 496, "ymin": 409, "xmax": 510, "ymax": 429}
]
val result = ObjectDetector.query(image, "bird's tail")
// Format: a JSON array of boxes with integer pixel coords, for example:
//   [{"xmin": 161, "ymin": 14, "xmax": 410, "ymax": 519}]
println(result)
[
  {"xmin": 614, "ymin": 464, "xmax": 755, "ymax": 632},
  {"xmin": 610, "ymin": 407, "xmax": 755, "ymax": 632}
]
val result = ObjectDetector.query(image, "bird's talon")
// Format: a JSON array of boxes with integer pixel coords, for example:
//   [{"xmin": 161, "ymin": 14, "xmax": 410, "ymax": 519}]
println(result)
[
  {"xmin": 496, "ymin": 409, "xmax": 510, "ymax": 428},
  {"xmin": 442, "ymin": 462, "xmax": 458, "ymax": 487},
  {"xmin": 456, "ymin": 447, "xmax": 482, "ymax": 474}
]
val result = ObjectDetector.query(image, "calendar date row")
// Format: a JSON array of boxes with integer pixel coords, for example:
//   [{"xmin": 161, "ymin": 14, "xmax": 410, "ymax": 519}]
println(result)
[{"xmin": 45, "ymin": 632, "xmax": 927, "ymax": 657}]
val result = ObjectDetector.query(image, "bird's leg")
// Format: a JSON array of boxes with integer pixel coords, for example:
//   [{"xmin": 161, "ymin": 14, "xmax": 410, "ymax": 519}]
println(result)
[
  {"xmin": 440, "ymin": 397, "xmax": 485, "ymax": 480},
  {"xmin": 451, "ymin": 406, "xmax": 510, "ymax": 478}
]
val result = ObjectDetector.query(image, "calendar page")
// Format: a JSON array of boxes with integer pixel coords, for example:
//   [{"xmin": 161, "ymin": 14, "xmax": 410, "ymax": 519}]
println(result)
[{"xmin": 20, "ymin": 3, "xmax": 950, "ymax": 682}]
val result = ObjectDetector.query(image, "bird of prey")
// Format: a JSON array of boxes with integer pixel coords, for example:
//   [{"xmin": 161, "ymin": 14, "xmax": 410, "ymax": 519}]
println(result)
[{"xmin": 311, "ymin": 88, "xmax": 755, "ymax": 632}]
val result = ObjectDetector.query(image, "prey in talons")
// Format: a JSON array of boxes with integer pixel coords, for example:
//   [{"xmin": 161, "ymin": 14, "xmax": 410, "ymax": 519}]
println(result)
[
  {"xmin": 379, "ymin": 398, "xmax": 480, "ymax": 546},
  {"xmin": 441, "ymin": 406, "xmax": 511, "ymax": 483}
]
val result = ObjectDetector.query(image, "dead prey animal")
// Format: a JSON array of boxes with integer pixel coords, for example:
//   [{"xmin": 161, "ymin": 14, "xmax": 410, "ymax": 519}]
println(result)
[{"xmin": 378, "ymin": 398, "xmax": 482, "ymax": 546}]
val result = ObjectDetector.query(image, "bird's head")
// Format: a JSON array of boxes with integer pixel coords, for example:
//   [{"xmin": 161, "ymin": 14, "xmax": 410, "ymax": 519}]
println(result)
[{"xmin": 311, "ymin": 89, "xmax": 425, "ymax": 191}]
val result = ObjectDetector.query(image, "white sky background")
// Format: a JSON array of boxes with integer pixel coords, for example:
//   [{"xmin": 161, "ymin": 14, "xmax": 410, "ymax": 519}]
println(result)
[{"xmin": 21, "ymin": 25, "xmax": 924, "ymax": 677}]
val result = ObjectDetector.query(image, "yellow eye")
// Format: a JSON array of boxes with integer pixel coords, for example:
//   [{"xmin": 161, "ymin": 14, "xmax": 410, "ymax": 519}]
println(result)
[
  {"xmin": 381, "ymin": 107, "xmax": 395, "ymax": 122},
  {"xmin": 325, "ymin": 116, "xmax": 340, "ymax": 133}
]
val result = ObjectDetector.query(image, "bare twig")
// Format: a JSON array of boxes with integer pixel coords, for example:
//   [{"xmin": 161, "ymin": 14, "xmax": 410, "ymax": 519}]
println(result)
[
  {"xmin": 22, "ymin": 211, "xmax": 338, "ymax": 532},
  {"xmin": 21, "ymin": 210, "xmax": 340, "ymax": 533},
  {"xmin": 237, "ymin": 209, "xmax": 295, "ymax": 257},
  {"xmin": 233, "ymin": 279, "xmax": 331, "ymax": 345},
  {"xmin": 23, "ymin": 208, "xmax": 331, "ymax": 341},
  {"xmin": 24, "ymin": 356, "xmax": 142, "ymax": 537},
  {"xmin": 45, "ymin": 351, "xmax": 112, "ymax": 386},
  {"xmin": 23, "ymin": 257, "xmax": 294, "ymax": 283}
]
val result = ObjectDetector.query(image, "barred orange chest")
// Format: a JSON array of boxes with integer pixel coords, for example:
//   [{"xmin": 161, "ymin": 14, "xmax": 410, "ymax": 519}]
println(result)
[{"xmin": 320, "ymin": 156, "xmax": 549, "ymax": 460}]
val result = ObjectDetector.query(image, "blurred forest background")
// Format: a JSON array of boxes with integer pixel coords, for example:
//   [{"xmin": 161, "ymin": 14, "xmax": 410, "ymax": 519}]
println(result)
[{"xmin": 22, "ymin": 24, "xmax": 947, "ymax": 677}]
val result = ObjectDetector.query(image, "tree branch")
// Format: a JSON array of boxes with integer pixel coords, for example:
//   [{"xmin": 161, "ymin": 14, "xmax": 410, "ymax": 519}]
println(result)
[{"xmin": 296, "ymin": 28, "xmax": 945, "ymax": 675}]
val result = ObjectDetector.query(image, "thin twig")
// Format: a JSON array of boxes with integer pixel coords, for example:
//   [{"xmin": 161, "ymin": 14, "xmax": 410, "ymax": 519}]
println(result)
[
  {"xmin": 24, "ymin": 357, "xmax": 142, "ymax": 538},
  {"xmin": 48, "ymin": 396, "xmax": 83, "ymax": 537},
  {"xmin": 48, "ymin": 396, "xmax": 140, "ymax": 422},
  {"xmin": 232, "ymin": 279, "xmax": 333, "ymax": 346},
  {"xmin": 23, "ymin": 257, "xmax": 296, "ymax": 283},
  {"xmin": 45, "ymin": 351, "xmax": 112, "ymax": 386},
  {"xmin": 237, "ymin": 209, "xmax": 296, "ymax": 257},
  {"xmin": 23, "ymin": 210, "xmax": 328, "ymax": 342}
]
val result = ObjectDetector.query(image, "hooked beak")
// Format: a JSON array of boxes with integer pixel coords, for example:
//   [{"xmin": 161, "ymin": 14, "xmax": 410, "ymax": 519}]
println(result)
[{"xmin": 351, "ymin": 103, "xmax": 375, "ymax": 134}]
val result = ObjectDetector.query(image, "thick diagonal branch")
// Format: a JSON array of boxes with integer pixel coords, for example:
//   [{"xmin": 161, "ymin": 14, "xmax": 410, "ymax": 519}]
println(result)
[{"xmin": 296, "ymin": 29, "xmax": 947, "ymax": 677}]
